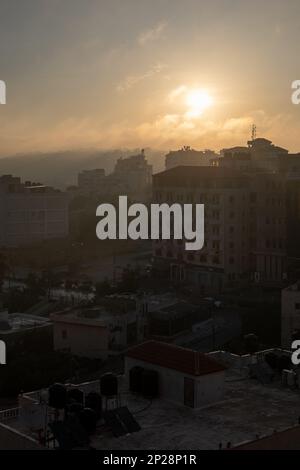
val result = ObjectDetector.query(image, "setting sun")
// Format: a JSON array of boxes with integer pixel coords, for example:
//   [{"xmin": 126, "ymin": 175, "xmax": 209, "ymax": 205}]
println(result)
[{"xmin": 185, "ymin": 89, "xmax": 213, "ymax": 117}]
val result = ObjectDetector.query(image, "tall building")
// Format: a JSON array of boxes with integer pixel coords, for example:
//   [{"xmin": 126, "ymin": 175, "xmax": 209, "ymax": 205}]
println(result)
[
  {"xmin": 0, "ymin": 175, "xmax": 68, "ymax": 247},
  {"xmin": 152, "ymin": 166, "xmax": 287, "ymax": 293},
  {"xmin": 112, "ymin": 149, "xmax": 152, "ymax": 201},
  {"xmin": 165, "ymin": 146, "xmax": 217, "ymax": 170},
  {"xmin": 77, "ymin": 169, "xmax": 106, "ymax": 195},
  {"xmin": 72, "ymin": 150, "xmax": 153, "ymax": 202}
]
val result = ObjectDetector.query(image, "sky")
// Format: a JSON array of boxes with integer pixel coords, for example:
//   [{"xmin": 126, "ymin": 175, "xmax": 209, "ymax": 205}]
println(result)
[{"xmin": 0, "ymin": 0, "xmax": 300, "ymax": 155}]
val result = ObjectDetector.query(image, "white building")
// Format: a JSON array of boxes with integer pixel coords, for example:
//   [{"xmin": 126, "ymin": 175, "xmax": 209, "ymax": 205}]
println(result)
[{"xmin": 125, "ymin": 340, "xmax": 226, "ymax": 408}]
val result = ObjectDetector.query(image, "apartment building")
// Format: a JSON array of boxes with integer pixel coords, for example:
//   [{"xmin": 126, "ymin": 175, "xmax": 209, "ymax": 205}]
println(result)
[
  {"xmin": 165, "ymin": 146, "xmax": 218, "ymax": 170},
  {"xmin": 152, "ymin": 166, "xmax": 287, "ymax": 293},
  {"xmin": 0, "ymin": 175, "xmax": 68, "ymax": 247},
  {"xmin": 113, "ymin": 149, "xmax": 152, "ymax": 201},
  {"xmin": 77, "ymin": 169, "xmax": 106, "ymax": 195}
]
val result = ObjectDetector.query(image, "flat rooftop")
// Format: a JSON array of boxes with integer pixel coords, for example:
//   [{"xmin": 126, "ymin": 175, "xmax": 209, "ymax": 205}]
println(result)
[
  {"xmin": 0, "ymin": 313, "xmax": 50, "ymax": 334},
  {"xmin": 94, "ymin": 371, "xmax": 300, "ymax": 450},
  {"xmin": 52, "ymin": 296, "xmax": 137, "ymax": 325}
]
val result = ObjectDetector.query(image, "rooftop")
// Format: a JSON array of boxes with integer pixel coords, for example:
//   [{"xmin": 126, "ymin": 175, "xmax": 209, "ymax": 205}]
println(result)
[
  {"xmin": 153, "ymin": 166, "xmax": 247, "ymax": 187},
  {"xmin": 94, "ymin": 372, "xmax": 300, "ymax": 450},
  {"xmin": 52, "ymin": 297, "xmax": 137, "ymax": 326},
  {"xmin": 126, "ymin": 341, "xmax": 226, "ymax": 376},
  {"xmin": 0, "ymin": 311, "xmax": 50, "ymax": 334},
  {"xmin": 2, "ymin": 350, "xmax": 300, "ymax": 450}
]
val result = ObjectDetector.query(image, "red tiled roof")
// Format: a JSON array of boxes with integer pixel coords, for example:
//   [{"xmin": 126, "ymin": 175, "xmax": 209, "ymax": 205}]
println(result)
[{"xmin": 126, "ymin": 341, "xmax": 226, "ymax": 377}]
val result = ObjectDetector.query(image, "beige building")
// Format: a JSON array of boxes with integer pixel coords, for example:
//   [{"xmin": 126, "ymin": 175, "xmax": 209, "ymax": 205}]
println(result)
[
  {"xmin": 165, "ymin": 146, "xmax": 217, "ymax": 170},
  {"xmin": 52, "ymin": 296, "xmax": 146, "ymax": 359},
  {"xmin": 0, "ymin": 175, "xmax": 68, "ymax": 247},
  {"xmin": 77, "ymin": 169, "xmax": 106, "ymax": 195},
  {"xmin": 112, "ymin": 149, "xmax": 152, "ymax": 201}
]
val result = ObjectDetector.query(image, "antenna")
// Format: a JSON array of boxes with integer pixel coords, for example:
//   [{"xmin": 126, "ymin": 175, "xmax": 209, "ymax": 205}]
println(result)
[{"xmin": 251, "ymin": 124, "xmax": 257, "ymax": 141}]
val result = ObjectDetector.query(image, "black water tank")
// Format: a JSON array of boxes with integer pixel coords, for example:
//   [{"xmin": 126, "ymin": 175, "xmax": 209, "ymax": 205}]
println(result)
[
  {"xmin": 48, "ymin": 383, "xmax": 67, "ymax": 409},
  {"xmin": 142, "ymin": 370, "xmax": 159, "ymax": 398},
  {"xmin": 100, "ymin": 373, "xmax": 118, "ymax": 396},
  {"xmin": 79, "ymin": 408, "xmax": 97, "ymax": 435},
  {"xmin": 85, "ymin": 392, "xmax": 102, "ymax": 418},
  {"xmin": 129, "ymin": 366, "xmax": 144, "ymax": 394},
  {"xmin": 67, "ymin": 388, "xmax": 84, "ymax": 405}
]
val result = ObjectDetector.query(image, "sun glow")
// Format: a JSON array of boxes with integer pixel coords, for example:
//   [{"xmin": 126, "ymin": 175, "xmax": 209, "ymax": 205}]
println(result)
[{"xmin": 185, "ymin": 89, "xmax": 213, "ymax": 117}]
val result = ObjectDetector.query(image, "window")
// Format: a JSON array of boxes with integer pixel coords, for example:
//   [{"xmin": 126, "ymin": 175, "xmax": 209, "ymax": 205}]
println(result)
[
  {"xmin": 295, "ymin": 303, "xmax": 300, "ymax": 310},
  {"xmin": 62, "ymin": 330, "xmax": 67, "ymax": 340}
]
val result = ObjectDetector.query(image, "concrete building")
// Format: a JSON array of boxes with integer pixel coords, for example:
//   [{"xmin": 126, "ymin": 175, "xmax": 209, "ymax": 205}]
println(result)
[
  {"xmin": 125, "ymin": 341, "xmax": 226, "ymax": 408},
  {"xmin": 52, "ymin": 295, "xmax": 146, "ymax": 359},
  {"xmin": 112, "ymin": 149, "xmax": 152, "ymax": 201},
  {"xmin": 281, "ymin": 282, "xmax": 300, "ymax": 348},
  {"xmin": 165, "ymin": 146, "xmax": 217, "ymax": 170},
  {"xmin": 70, "ymin": 150, "xmax": 152, "ymax": 202},
  {"xmin": 77, "ymin": 169, "xmax": 106, "ymax": 195},
  {"xmin": 0, "ymin": 175, "xmax": 68, "ymax": 247},
  {"xmin": 152, "ymin": 164, "xmax": 287, "ymax": 293},
  {"xmin": 219, "ymin": 138, "xmax": 289, "ymax": 173}
]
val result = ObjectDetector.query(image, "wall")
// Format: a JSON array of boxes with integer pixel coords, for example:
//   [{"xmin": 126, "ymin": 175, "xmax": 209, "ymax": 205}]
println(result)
[
  {"xmin": 53, "ymin": 321, "xmax": 109, "ymax": 359},
  {"xmin": 281, "ymin": 285, "xmax": 300, "ymax": 348},
  {"xmin": 194, "ymin": 371, "xmax": 224, "ymax": 407}
]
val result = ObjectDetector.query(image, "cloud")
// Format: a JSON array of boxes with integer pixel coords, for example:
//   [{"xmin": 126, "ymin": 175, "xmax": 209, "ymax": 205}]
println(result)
[
  {"xmin": 116, "ymin": 63, "xmax": 167, "ymax": 93},
  {"xmin": 168, "ymin": 85, "xmax": 187, "ymax": 103},
  {"xmin": 138, "ymin": 21, "xmax": 167, "ymax": 46}
]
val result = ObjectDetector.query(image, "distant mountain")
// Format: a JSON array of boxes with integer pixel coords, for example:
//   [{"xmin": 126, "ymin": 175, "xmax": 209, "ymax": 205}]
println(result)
[{"xmin": 0, "ymin": 148, "xmax": 165, "ymax": 189}]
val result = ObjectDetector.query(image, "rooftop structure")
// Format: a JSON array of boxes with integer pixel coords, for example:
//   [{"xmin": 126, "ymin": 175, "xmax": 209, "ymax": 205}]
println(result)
[{"xmin": 165, "ymin": 147, "xmax": 218, "ymax": 170}]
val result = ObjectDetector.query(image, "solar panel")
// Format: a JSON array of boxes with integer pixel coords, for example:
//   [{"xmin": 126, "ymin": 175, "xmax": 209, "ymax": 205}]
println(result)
[{"xmin": 103, "ymin": 406, "xmax": 141, "ymax": 437}]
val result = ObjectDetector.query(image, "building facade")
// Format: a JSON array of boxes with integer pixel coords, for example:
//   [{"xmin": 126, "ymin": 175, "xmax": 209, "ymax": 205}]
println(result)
[
  {"xmin": 0, "ymin": 175, "xmax": 68, "ymax": 247},
  {"xmin": 281, "ymin": 282, "xmax": 300, "ymax": 348},
  {"xmin": 165, "ymin": 146, "xmax": 218, "ymax": 170}
]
